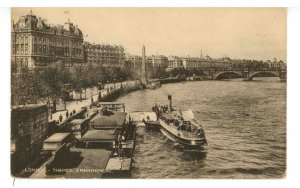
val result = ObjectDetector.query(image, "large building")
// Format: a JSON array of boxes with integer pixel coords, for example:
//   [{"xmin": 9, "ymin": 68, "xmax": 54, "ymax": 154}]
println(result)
[
  {"xmin": 147, "ymin": 55, "xmax": 169, "ymax": 68},
  {"xmin": 126, "ymin": 55, "xmax": 142, "ymax": 69},
  {"xmin": 11, "ymin": 11, "xmax": 84, "ymax": 73},
  {"xmin": 182, "ymin": 56, "xmax": 233, "ymax": 70},
  {"xmin": 84, "ymin": 42, "xmax": 125, "ymax": 67},
  {"xmin": 167, "ymin": 56, "xmax": 183, "ymax": 71},
  {"xmin": 11, "ymin": 104, "xmax": 49, "ymax": 174}
]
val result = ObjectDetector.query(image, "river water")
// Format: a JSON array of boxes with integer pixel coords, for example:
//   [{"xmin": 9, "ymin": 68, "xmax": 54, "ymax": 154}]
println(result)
[{"xmin": 116, "ymin": 77, "xmax": 286, "ymax": 179}]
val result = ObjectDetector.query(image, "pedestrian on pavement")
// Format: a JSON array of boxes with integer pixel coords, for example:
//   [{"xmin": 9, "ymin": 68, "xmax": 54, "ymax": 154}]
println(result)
[
  {"xmin": 91, "ymin": 97, "xmax": 94, "ymax": 104},
  {"xmin": 73, "ymin": 109, "xmax": 76, "ymax": 114},
  {"xmin": 59, "ymin": 114, "xmax": 63, "ymax": 123},
  {"xmin": 70, "ymin": 112, "xmax": 73, "ymax": 116},
  {"xmin": 66, "ymin": 110, "xmax": 69, "ymax": 118}
]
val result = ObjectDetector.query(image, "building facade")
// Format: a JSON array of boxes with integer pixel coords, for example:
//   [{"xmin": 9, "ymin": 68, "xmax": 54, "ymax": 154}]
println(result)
[
  {"xmin": 11, "ymin": 12, "xmax": 84, "ymax": 73},
  {"xmin": 11, "ymin": 104, "xmax": 49, "ymax": 158},
  {"xmin": 11, "ymin": 104, "xmax": 49, "ymax": 174},
  {"xmin": 181, "ymin": 56, "xmax": 233, "ymax": 70},
  {"xmin": 147, "ymin": 55, "xmax": 169, "ymax": 68},
  {"xmin": 126, "ymin": 55, "xmax": 142, "ymax": 69},
  {"xmin": 167, "ymin": 56, "xmax": 183, "ymax": 71},
  {"xmin": 84, "ymin": 42, "xmax": 125, "ymax": 67}
]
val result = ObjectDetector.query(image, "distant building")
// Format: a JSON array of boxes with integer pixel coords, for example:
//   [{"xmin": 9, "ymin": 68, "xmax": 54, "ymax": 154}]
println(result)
[
  {"xmin": 11, "ymin": 11, "xmax": 84, "ymax": 73},
  {"xmin": 167, "ymin": 56, "xmax": 183, "ymax": 71},
  {"xmin": 182, "ymin": 57, "xmax": 199, "ymax": 70},
  {"xmin": 266, "ymin": 58, "xmax": 286, "ymax": 69},
  {"xmin": 147, "ymin": 55, "xmax": 169, "ymax": 68},
  {"xmin": 84, "ymin": 42, "xmax": 125, "ymax": 67},
  {"xmin": 127, "ymin": 55, "xmax": 142, "ymax": 69},
  {"xmin": 11, "ymin": 104, "xmax": 49, "ymax": 174},
  {"xmin": 181, "ymin": 56, "xmax": 232, "ymax": 70}
]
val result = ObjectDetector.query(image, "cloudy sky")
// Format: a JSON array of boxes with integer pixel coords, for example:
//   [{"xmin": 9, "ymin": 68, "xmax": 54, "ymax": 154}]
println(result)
[{"xmin": 12, "ymin": 8, "xmax": 286, "ymax": 61}]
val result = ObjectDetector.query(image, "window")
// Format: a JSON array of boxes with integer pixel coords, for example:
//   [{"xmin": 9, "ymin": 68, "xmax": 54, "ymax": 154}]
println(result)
[
  {"xmin": 20, "ymin": 58, "xmax": 23, "ymax": 66},
  {"xmin": 20, "ymin": 44, "xmax": 24, "ymax": 54},
  {"xmin": 12, "ymin": 45, "xmax": 15, "ymax": 55},
  {"xmin": 39, "ymin": 45, "xmax": 42, "ymax": 54},
  {"xmin": 25, "ymin": 36, "xmax": 28, "ymax": 43},
  {"xmin": 43, "ymin": 45, "xmax": 46, "ymax": 54},
  {"xmin": 16, "ymin": 45, "xmax": 19, "ymax": 54},
  {"xmin": 34, "ymin": 44, "xmax": 37, "ymax": 54}
]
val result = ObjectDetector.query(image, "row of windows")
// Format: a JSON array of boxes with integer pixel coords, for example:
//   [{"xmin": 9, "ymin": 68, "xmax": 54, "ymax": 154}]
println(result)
[
  {"xmin": 12, "ymin": 44, "xmax": 82, "ymax": 56},
  {"xmin": 12, "ymin": 34, "xmax": 83, "ymax": 47},
  {"xmin": 88, "ymin": 60, "xmax": 123, "ymax": 64},
  {"xmin": 88, "ymin": 58, "xmax": 123, "ymax": 61},
  {"xmin": 33, "ymin": 37, "xmax": 82, "ymax": 47},
  {"xmin": 87, "ymin": 49, "xmax": 124, "ymax": 53},
  {"xmin": 15, "ymin": 58, "xmax": 28, "ymax": 67}
]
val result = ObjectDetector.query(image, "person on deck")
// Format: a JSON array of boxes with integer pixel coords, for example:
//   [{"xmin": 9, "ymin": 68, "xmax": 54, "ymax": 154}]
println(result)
[
  {"xmin": 59, "ymin": 114, "xmax": 63, "ymax": 123},
  {"xmin": 66, "ymin": 110, "xmax": 69, "ymax": 118}
]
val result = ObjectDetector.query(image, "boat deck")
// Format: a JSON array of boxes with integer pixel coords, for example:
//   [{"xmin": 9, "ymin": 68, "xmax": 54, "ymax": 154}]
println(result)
[{"xmin": 159, "ymin": 119, "xmax": 201, "ymax": 140}]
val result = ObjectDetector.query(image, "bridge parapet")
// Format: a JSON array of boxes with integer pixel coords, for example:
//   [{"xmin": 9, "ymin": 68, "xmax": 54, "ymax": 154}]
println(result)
[{"xmin": 208, "ymin": 69, "xmax": 287, "ymax": 81}]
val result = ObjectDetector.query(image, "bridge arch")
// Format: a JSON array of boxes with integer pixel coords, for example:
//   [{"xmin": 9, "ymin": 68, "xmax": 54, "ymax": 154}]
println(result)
[
  {"xmin": 248, "ymin": 71, "xmax": 280, "ymax": 80},
  {"xmin": 213, "ymin": 71, "xmax": 243, "ymax": 80}
]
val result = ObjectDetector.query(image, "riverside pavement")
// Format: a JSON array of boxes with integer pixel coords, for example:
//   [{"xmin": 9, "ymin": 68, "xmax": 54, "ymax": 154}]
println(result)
[{"xmin": 50, "ymin": 80, "xmax": 139, "ymax": 123}]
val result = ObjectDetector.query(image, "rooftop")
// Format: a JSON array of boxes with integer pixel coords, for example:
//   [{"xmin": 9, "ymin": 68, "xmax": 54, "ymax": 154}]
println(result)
[
  {"xmin": 90, "ymin": 111, "xmax": 126, "ymax": 129},
  {"xmin": 65, "ymin": 148, "xmax": 112, "ymax": 178},
  {"xmin": 81, "ymin": 130, "xmax": 117, "ymax": 140},
  {"xmin": 30, "ymin": 148, "xmax": 112, "ymax": 178},
  {"xmin": 98, "ymin": 102, "xmax": 125, "ymax": 105},
  {"xmin": 68, "ymin": 119, "xmax": 86, "ymax": 126},
  {"xmin": 44, "ymin": 133, "xmax": 70, "ymax": 143}
]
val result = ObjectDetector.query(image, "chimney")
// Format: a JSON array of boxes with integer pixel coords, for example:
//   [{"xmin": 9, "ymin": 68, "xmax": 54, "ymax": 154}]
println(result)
[{"xmin": 168, "ymin": 95, "xmax": 172, "ymax": 113}]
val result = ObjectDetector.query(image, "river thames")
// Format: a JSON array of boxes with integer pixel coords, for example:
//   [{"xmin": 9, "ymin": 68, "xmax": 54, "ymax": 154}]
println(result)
[{"xmin": 116, "ymin": 77, "xmax": 286, "ymax": 178}]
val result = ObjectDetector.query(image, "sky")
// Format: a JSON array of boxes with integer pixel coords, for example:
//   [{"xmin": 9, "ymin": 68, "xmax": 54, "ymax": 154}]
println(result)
[{"xmin": 12, "ymin": 8, "xmax": 286, "ymax": 61}]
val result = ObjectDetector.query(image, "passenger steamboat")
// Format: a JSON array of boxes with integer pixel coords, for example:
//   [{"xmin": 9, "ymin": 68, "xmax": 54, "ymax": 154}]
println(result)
[{"xmin": 152, "ymin": 95, "xmax": 208, "ymax": 151}]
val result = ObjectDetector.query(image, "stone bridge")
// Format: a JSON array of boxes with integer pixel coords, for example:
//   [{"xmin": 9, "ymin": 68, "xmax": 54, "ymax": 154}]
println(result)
[{"xmin": 203, "ymin": 69, "xmax": 286, "ymax": 81}]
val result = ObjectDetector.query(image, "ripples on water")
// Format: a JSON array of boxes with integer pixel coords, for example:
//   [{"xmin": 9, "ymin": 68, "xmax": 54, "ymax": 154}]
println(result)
[{"xmin": 116, "ymin": 77, "xmax": 286, "ymax": 178}]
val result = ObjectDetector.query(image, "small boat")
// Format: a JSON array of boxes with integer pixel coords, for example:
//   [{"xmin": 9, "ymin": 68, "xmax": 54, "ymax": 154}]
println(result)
[
  {"xmin": 152, "ymin": 95, "xmax": 207, "ymax": 151},
  {"xmin": 145, "ymin": 80, "xmax": 161, "ymax": 90}
]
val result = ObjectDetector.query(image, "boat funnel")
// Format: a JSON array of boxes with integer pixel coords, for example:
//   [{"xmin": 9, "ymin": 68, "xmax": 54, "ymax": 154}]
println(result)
[{"xmin": 168, "ymin": 95, "xmax": 172, "ymax": 113}]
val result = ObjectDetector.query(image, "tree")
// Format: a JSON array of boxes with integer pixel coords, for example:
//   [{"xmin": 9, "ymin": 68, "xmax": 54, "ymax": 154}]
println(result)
[
  {"xmin": 11, "ymin": 71, "xmax": 43, "ymax": 105},
  {"xmin": 40, "ymin": 61, "xmax": 72, "ymax": 109}
]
